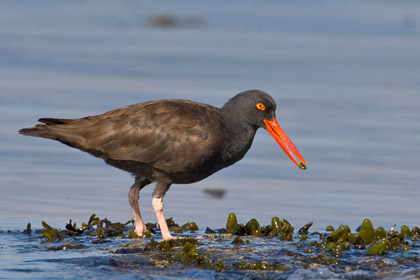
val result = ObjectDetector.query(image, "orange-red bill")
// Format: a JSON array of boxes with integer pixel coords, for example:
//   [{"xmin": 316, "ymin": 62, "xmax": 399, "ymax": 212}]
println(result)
[{"xmin": 263, "ymin": 118, "xmax": 307, "ymax": 170}]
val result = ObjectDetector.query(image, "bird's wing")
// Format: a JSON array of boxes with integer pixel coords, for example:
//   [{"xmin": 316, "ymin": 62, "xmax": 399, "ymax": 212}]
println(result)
[{"xmin": 40, "ymin": 100, "xmax": 223, "ymax": 173}]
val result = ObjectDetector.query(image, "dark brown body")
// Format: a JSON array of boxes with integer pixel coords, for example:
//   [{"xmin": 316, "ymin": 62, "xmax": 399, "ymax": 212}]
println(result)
[{"xmin": 20, "ymin": 100, "xmax": 255, "ymax": 186}]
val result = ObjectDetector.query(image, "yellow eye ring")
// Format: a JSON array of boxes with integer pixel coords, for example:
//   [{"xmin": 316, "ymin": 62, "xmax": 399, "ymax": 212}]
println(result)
[{"xmin": 256, "ymin": 102, "xmax": 266, "ymax": 111}]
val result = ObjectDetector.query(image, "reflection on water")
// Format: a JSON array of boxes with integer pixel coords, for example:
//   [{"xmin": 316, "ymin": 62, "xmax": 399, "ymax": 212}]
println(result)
[{"xmin": 1, "ymin": 0, "xmax": 419, "ymax": 244}]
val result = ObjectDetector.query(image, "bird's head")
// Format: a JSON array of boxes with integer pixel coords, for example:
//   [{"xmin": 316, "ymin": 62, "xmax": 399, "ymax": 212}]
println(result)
[{"xmin": 222, "ymin": 90, "xmax": 307, "ymax": 170}]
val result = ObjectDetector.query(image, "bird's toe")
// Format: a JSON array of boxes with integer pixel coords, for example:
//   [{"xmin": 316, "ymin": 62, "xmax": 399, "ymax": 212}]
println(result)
[
  {"xmin": 161, "ymin": 233, "xmax": 174, "ymax": 241},
  {"xmin": 134, "ymin": 226, "xmax": 148, "ymax": 237}
]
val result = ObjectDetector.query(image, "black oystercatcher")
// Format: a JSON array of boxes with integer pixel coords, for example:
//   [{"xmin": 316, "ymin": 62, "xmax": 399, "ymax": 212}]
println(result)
[{"xmin": 19, "ymin": 90, "xmax": 306, "ymax": 240}]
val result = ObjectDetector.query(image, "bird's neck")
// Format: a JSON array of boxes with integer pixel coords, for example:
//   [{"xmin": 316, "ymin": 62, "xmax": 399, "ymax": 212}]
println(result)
[{"xmin": 219, "ymin": 109, "xmax": 258, "ymax": 165}]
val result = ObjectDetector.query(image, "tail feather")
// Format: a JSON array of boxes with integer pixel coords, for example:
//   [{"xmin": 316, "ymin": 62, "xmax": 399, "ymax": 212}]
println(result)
[
  {"xmin": 19, "ymin": 124, "xmax": 56, "ymax": 139},
  {"xmin": 19, "ymin": 117, "xmax": 104, "ymax": 157},
  {"xmin": 38, "ymin": 118, "xmax": 71, "ymax": 125},
  {"xmin": 20, "ymin": 118, "xmax": 76, "ymax": 138},
  {"xmin": 20, "ymin": 117, "xmax": 72, "ymax": 138}
]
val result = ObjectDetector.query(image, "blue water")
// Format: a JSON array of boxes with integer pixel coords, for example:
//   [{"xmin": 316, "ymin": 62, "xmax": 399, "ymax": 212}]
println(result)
[{"xmin": 1, "ymin": 1, "xmax": 420, "ymax": 278}]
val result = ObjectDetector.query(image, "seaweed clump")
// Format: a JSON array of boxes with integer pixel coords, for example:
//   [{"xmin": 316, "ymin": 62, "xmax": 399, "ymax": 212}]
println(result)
[
  {"xmin": 143, "ymin": 236, "xmax": 287, "ymax": 272},
  {"xmin": 29, "ymin": 213, "xmax": 420, "ymax": 276},
  {"xmin": 210, "ymin": 213, "xmax": 420, "ymax": 269},
  {"xmin": 222, "ymin": 214, "xmax": 419, "ymax": 257},
  {"xmin": 40, "ymin": 214, "xmax": 138, "ymax": 244},
  {"xmin": 225, "ymin": 212, "xmax": 297, "ymax": 240},
  {"xmin": 319, "ymin": 219, "xmax": 417, "ymax": 257},
  {"xmin": 144, "ymin": 237, "xmax": 226, "ymax": 270}
]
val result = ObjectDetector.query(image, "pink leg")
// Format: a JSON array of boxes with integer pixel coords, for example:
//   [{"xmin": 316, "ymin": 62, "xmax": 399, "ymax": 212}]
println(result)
[
  {"xmin": 152, "ymin": 196, "xmax": 173, "ymax": 240},
  {"xmin": 128, "ymin": 178, "xmax": 150, "ymax": 237}
]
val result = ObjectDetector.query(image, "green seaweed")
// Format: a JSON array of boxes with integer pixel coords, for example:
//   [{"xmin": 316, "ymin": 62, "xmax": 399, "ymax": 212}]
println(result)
[
  {"xmin": 400, "ymin": 225, "xmax": 411, "ymax": 237},
  {"xmin": 27, "ymin": 212, "xmax": 420, "ymax": 276},
  {"xmin": 367, "ymin": 238, "xmax": 391, "ymax": 255},
  {"xmin": 169, "ymin": 226, "xmax": 183, "ymax": 233},
  {"xmin": 298, "ymin": 222, "xmax": 313, "ymax": 235},
  {"xmin": 181, "ymin": 222, "xmax": 199, "ymax": 232},
  {"xmin": 226, "ymin": 213, "xmax": 238, "ymax": 234},
  {"xmin": 145, "ymin": 237, "xmax": 212, "ymax": 267},
  {"xmin": 326, "ymin": 242, "xmax": 336, "ymax": 250},
  {"xmin": 326, "ymin": 225, "xmax": 335, "ymax": 232},
  {"xmin": 165, "ymin": 217, "xmax": 179, "ymax": 228},
  {"xmin": 245, "ymin": 218, "xmax": 260, "ymax": 236},
  {"xmin": 374, "ymin": 227, "xmax": 387, "ymax": 239},
  {"xmin": 411, "ymin": 226, "xmax": 419, "ymax": 241},
  {"xmin": 279, "ymin": 219, "xmax": 294, "ymax": 241},
  {"xmin": 232, "ymin": 236, "xmax": 245, "ymax": 245},
  {"xmin": 42, "ymin": 221, "xmax": 60, "ymax": 242},
  {"xmin": 47, "ymin": 243, "xmax": 87, "ymax": 251},
  {"xmin": 271, "ymin": 217, "xmax": 281, "ymax": 236},
  {"xmin": 23, "ymin": 223, "xmax": 32, "ymax": 235},
  {"xmin": 359, "ymin": 219, "xmax": 374, "ymax": 243},
  {"xmin": 326, "ymin": 225, "xmax": 350, "ymax": 243}
]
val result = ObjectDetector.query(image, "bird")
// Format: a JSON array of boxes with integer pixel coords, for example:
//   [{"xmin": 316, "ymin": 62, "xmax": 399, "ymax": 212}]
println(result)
[{"xmin": 19, "ymin": 90, "xmax": 306, "ymax": 240}]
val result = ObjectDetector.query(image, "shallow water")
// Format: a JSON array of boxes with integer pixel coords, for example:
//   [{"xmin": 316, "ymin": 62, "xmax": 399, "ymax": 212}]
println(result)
[
  {"xmin": 1, "ymin": 0, "xmax": 420, "ymax": 278},
  {"xmin": 1, "ymin": 216, "xmax": 419, "ymax": 279}
]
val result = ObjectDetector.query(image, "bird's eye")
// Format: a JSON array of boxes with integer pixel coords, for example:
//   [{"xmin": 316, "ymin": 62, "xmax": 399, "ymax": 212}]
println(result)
[{"xmin": 256, "ymin": 102, "xmax": 266, "ymax": 111}]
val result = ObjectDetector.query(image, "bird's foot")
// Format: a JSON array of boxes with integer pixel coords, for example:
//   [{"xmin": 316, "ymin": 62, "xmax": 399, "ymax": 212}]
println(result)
[
  {"xmin": 161, "ymin": 233, "xmax": 174, "ymax": 241},
  {"xmin": 134, "ymin": 225, "xmax": 148, "ymax": 237}
]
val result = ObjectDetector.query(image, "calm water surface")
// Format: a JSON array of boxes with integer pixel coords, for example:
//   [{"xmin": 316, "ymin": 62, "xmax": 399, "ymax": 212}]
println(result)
[{"xmin": 0, "ymin": 1, "xmax": 420, "ymax": 278}]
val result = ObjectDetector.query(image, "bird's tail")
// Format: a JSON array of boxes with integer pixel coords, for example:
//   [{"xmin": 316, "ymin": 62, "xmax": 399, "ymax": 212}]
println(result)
[{"xmin": 19, "ymin": 118, "xmax": 73, "ymax": 140}]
